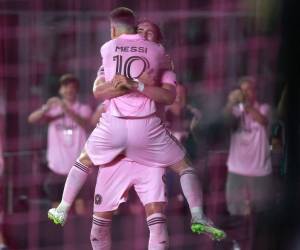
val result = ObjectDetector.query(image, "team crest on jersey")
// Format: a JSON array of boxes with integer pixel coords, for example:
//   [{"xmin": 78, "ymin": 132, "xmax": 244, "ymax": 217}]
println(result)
[{"xmin": 95, "ymin": 194, "xmax": 102, "ymax": 205}]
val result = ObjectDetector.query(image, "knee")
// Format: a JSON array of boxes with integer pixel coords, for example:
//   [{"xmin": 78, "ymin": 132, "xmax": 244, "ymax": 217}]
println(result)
[
  {"xmin": 145, "ymin": 202, "xmax": 166, "ymax": 217},
  {"xmin": 171, "ymin": 158, "xmax": 193, "ymax": 175},
  {"xmin": 78, "ymin": 150, "xmax": 93, "ymax": 167}
]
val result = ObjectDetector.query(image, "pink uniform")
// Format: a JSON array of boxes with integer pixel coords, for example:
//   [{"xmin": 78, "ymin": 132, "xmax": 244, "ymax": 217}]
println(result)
[
  {"xmin": 101, "ymin": 34, "xmax": 166, "ymax": 117},
  {"xmin": 227, "ymin": 102, "xmax": 272, "ymax": 176},
  {"xmin": 85, "ymin": 34, "xmax": 185, "ymax": 167},
  {"xmin": 47, "ymin": 102, "xmax": 92, "ymax": 175},
  {"xmin": 93, "ymin": 157, "xmax": 167, "ymax": 212}
]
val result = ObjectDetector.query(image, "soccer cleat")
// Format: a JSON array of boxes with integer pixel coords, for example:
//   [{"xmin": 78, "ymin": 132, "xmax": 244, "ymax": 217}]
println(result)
[
  {"xmin": 48, "ymin": 208, "xmax": 67, "ymax": 226},
  {"xmin": 191, "ymin": 216, "xmax": 226, "ymax": 241}
]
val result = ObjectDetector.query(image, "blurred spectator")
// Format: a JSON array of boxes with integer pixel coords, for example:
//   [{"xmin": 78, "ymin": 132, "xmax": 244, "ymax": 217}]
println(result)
[
  {"xmin": 28, "ymin": 74, "xmax": 92, "ymax": 213},
  {"xmin": 223, "ymin": 76, "xmax": 274, "ymax": 248},
  {"xmin": 165, "ymin": 84, "xmax": 202, "ymax": 144},
  {"xmin": 0, "ymin": 92, "xmax": 7, "ymax": 250},
  {"xmin": 224, "ymin": 77, "xmax": 272, "ymax": 215}
]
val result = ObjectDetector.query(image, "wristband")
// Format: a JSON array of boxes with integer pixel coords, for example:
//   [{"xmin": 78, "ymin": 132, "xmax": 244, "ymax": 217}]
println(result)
[{"xmin": 133, "ymin": 78, "xmax": 145, "ymax": 92}]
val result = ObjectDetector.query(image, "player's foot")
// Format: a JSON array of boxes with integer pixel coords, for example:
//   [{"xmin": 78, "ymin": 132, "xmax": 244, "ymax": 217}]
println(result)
[
  {"xmin": 48, "ymin": 207, "xmax": 67, "ymax": 226},
  {"xmin": 191, "ymin": 215, "xmax": 226, "ymax": 241}
]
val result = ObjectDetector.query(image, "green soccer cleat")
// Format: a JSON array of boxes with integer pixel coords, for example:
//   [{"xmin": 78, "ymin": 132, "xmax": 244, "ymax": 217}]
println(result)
[
  {"xmin": 191, "ymin": 223, "xmax": 226, "ymax": 241},
  {"xmin": 48, "ymin": 208, "xmax": 67, "ymax": 226}
]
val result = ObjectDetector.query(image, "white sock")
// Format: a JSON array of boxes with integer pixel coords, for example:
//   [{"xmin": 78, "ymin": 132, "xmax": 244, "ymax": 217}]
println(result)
[
  {"xmin": 179, "ymin": 167, "xmax": 203, "ymax": 218},
  {"xmin": 90, "ymin": 215, "xmax": 112, "ymax": 250},
  {"xmin": 57, "ymin": 200, "xmax": 71, "ymax": 213},
  {"xmin": 147, "ymin": 213, "xmax": 169, "ymax": 250}
]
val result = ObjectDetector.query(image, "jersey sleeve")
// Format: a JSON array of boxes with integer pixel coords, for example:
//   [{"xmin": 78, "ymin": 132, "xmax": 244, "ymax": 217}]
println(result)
[
  {"xmin": 97, "ymin": 65, "xmax": 105, "ymax": 78},
  {"xmin": 161, "ymin": 70, "xmax": 177, "ymax": 86}
]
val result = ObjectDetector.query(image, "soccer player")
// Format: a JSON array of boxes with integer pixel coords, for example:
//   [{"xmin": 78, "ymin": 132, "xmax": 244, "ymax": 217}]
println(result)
[
  {"xmin": 28, "ymin": 74, "xmax": 92, "ymax": 212},
  {"xmin": 49, "ymin": 8, "xmax": 225, "ymax": 241},
  {"xmin": 91, "ymin": 156, "xmax": 169, "ymax": 250}
]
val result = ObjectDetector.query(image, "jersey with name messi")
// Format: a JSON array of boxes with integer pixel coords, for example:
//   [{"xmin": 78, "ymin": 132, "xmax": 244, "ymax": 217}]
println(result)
[{"xmin": 100, "ymin": 34, "xmax": 166, "ymax": 117}]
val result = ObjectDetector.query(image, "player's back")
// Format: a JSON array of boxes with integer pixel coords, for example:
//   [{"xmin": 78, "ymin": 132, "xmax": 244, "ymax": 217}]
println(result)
[{"xmin": 101, "ymin": 34, "xmax": 166, "ymax": 117}]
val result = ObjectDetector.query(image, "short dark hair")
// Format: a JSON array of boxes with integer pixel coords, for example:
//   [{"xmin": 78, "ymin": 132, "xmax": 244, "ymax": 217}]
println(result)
[
  {"xmin": 109, "ymin": 7, "xmax": 136, "ymax": 28},
  {"xmin": 59, "ymin": 73, "xmax": 80, "ymax": 89}
]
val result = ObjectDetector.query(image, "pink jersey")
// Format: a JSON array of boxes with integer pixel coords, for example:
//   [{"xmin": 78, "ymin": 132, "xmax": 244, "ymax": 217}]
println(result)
[
  {"xmin": 100, "ymin": 34, "xmax": 169, "ymax": 117},
  {"xmin": 46, "ymin": 101, "xmax": 92, "ymax": 175},
  {"xmin": 227, "ymin": 102, "xmax": 272, "ymax": 176}
]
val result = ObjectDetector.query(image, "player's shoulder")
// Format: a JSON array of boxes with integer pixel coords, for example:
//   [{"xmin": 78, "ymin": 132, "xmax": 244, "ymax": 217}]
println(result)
[{"xmin": 100, "ymin": 39, "xmax": 115, "ymax": 53}]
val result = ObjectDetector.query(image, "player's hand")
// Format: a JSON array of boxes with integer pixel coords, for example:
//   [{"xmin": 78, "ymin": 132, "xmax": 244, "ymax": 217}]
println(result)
[
  {"xmin": 228, "ymin": 89, "xmax": 243, "ymax": 104},
  {"xmin": 112, "ymin": 75, "xmax": 135, "ymax": 90},
  {"xmin": 46, "ymin": 97, "xmax": 62, "ymax": 107}
]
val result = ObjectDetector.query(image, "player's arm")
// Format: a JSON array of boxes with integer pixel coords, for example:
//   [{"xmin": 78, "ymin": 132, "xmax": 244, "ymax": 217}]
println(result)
[
  {"xmin": 60, "ymin": 102, "xmax": 92, "ymax": 131},
  {"xmin": 27, "ymin": 105, "xmax": 50, "ymax": 124},
  {"xmin": 245, "ymin": 105, "xmax": 269, "ymax": 126},
  {"xmin": 27, "ymin": 97, "xmax": 62, "ymax": 124},
  {"xmin": 136, "ymin": 83, "xmax": 176, "ymax": 105},
  {"xmin": 133, "ymin": 69, "xmax": 176, "ymax": 105},
  {"xmin": 93, "ymin": 75, "xmax": 131, "ymax": 101}
]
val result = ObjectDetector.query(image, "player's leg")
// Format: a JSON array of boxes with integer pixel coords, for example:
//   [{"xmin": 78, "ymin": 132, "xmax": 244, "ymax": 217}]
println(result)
[
  {"xmin": 90, "ymin": 158, "xmax": 134, "ymax": 249},
  {"xmin": 145, "ymin": 202, "xmax": 169, "ymax": 250},
  {"xmin": 127, "ymin": 117, "xmax": 225, "ymax": 239},
  {"xmin": 48, "ymin": 149, "xmax": 94, "ymax": 225},
  {"xmin": 90, "ymin": 211, "xmax": 114, "ymax": 250},
  {"xmin": 50, "ymin": 111, "xmax": 127, "ymax": 222},
  {"xmin": 133, "ymin": 164, "xmax": 169, "ymax": 250},
  {"xmin": 170, "ymin": 157, "xmax": 206, "ymax": 222},
  {"xmin": 127, "ymin": 116, "xmax": 204, "ymax": 219},
  {"xmin": 171, "ymin": 157, "xmax": 226, "ymax": 240}
]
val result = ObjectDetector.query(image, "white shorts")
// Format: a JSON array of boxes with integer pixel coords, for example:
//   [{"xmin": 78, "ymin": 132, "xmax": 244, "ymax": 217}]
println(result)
[
  {"xmin": 85, "ymin": 112, "xmax": 185, "ymax": 167},
  {"xmin": 93, "ymin": 158, "xmax": 167, "ymax": 212}
]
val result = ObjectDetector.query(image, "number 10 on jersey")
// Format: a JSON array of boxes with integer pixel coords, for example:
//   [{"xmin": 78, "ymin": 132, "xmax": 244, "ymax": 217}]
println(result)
[{"xmin": 113, "ymin": 55, "xmax": 150, "ymax": 78}]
